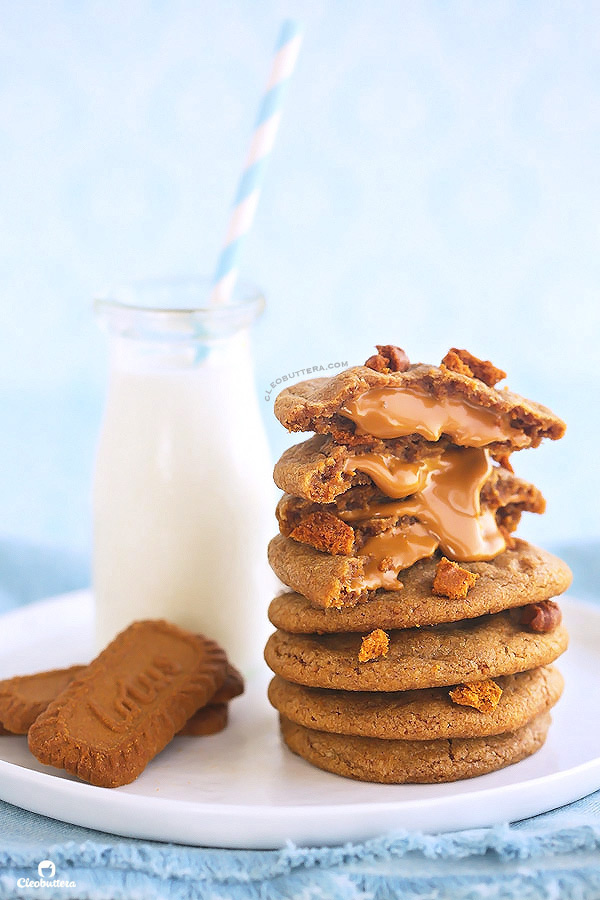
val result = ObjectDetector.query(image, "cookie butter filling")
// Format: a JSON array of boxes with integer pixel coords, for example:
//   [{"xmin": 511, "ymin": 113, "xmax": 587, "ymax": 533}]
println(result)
[
  {"xmin": 357, "ymin": 524, "xmax": 438, "ymax": 592},
  {"xmin": 340, "ymin": 385, "xmax": 527, "ymax": 448},
  {"xmin": 339, "ymin": 446, "xmax": 506, "ymax": 591}
]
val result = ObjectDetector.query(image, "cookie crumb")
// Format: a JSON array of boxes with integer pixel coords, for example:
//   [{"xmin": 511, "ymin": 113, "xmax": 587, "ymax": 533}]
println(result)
[
  {"xmin": 449, "ymin": 680, "xmax": 503, "ymax": 713},
  {"xmin": 358, "ymin": 629, "xmax": 390, "ymax": 662},
  {"xmin": 499, "ymin": 525, "xmax": 518, "ymax": 550},
  {"xmin": 433, "ymin": 557, "xmax": 479, "ymax": 600},
  {"xmin": 365, "ymin": 345, "xmax": 410, "ymax": 373},
  {"xmin": 519, "ymin": 600, "xmax": 562, "ymax": 633},
  {"xmin": 441, "ymin": 348, "xmax": 506, "ymax": 387},
  {"xmin": 290, "ymin": 511, "xmax": 355, "ymax": 556},
  {"xmin": 495, "ymin": 452, "xmax": 514, "ymax": 473}
]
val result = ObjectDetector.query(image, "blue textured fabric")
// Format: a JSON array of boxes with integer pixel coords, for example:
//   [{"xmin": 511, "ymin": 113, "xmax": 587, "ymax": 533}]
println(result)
[{"xmin": 0, "ymin": 540, "xmax": 598, "ymax": 900}]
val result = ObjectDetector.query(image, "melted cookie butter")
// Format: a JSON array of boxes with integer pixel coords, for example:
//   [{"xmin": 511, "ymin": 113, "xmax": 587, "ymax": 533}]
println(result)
[
  {"xmin": 339, "ymin": 446, "xmax": 506, "ymax": 591},
  {"xmin": 358, "ymin": 524, "xmax": 438, "ymax": 591},
  {"xmin": 340, "ymin": 385, "xmax": 524, "ymax": 447},
  {"xmin": 342, "ymin": 453, "xmax": 430, "ymax": 499}
]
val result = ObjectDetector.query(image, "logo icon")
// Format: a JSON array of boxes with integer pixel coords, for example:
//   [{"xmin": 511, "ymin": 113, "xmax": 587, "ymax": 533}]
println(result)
[{"xmin": 37, "ymin": 860, "xmax": 55, "ymax": 879}]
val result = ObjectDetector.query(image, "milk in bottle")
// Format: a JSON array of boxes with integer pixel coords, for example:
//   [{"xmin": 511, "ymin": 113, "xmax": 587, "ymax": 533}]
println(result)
[{"xmin": 93, "ymin": 279, "xmax": 277, "ymax": 673}]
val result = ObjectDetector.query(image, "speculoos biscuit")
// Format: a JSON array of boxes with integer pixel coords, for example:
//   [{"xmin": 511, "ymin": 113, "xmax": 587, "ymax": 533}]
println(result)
[
  {"xmin": 28, "ymin": 620, "xmax": 228, "ymax": 787},
  {"xmin": 178, "ymin": 702, "xmax": 228, "ymax": 736},
  {"xmin": 0, "ymin": 665, "xmax": 86, "ymax": 734},
  {"xmin": 0, "ymin": 662, "xmax": 243, "ymax": 735}
]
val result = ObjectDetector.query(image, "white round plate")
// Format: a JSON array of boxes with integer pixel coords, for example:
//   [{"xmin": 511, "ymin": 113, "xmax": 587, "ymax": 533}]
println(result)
[{"xmin": 0, "ymin": 591, "xmax": 597, "ymax": 849}]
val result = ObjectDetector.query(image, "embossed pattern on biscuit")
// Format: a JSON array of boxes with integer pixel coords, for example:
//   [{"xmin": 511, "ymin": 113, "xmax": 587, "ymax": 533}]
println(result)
[
  {"xmin": 0, "ymin": 662, "xmax": 243, "ymax": 736},
  {"xmin": 28, "ymin": 620, "xmax": 228, "ymax": 787}
]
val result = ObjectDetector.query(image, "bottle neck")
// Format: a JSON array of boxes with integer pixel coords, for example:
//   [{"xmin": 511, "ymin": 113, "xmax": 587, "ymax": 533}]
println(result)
[{"xmin": 107, "ymin": 328, "xmax": 252, "ymax": 374}]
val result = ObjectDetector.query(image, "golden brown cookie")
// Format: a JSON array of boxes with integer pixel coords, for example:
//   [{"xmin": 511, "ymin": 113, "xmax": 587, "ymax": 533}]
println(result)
[
  {"xmin": 178, "ymin": 702, "xmax": 228, "ymax": 736},
  {"xmin": 268, "ymin": 667, "xmax": 563, "ymax": 740},
  {"xmin": 277, "ymin": 472, "xmax": 543, "ymax": 555},
  {"xmin": 274, "ymin": 435, "xmax": 547, "ymax": 509},
  {"xmin": 279, "ymin": 711, "xmax": 552, "ymax": 783},
  {"xmin": 274, "ymin": 364, "xmax": 565, "ymax": 450},
  {"xmin": 268, "ymin": 540, "xmax": 572, "ymax": 626},
  {"xmin": 264, "ymin": 610, "xmax": 568, "ymax": 691},
  {"xmin": 0, "ymin": 665, "xmax": 85, "ymax": 734},
  {"xmin": 211, "ymin": 664, "xmax": 244, "ymax": 704},
  {"xmin": 28, "ymin": 620, "xmax": 228, "ymax": 787},
  {"xmin": 0, "ymin": 662, "xmax": 243, "ymax": 735}
]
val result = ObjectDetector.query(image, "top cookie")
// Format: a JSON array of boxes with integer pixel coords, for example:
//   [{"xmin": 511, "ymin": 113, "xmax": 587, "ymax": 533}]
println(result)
[{"xmin": 274, "ymin": 362, "xmax": 565, "ymax": 452}]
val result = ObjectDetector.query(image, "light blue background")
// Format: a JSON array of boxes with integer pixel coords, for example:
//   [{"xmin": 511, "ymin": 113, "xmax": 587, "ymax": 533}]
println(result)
[{"xmin": 1, "ymin": 1, "xmax": 598, "ymax": 561}]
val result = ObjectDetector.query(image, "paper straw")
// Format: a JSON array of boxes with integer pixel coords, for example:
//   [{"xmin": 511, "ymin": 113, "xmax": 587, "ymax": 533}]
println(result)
[{"xmin": 209, "ymin": 20, "xmax": 303, "ymax": 305}]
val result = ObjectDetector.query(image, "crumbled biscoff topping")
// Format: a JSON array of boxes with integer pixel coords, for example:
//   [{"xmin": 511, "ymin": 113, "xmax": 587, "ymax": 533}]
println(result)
[
  {"xmin": 433, "ymin": 557, "xmax": 479, "ymax": 600},
  {"xmin": 449, "ymin": 679, "xmax": 503, "ymax": 713},
  {"xmin": 441, "ymin": 348, "xmax": 506, "ymax": 387},
  {"xmin": 358, "ymin": 629, "xmax": 390, "ymax": 662},
  {"xmin": 519, "ymin": 600, "xmax": 562, "ymax": 633},
  {"xmin": 289, "ymin": 510, "xmax": 355, "ymax": 556},
  {"xmin": 365, "ymin": 345, "xmax": 410, "ymax": 374}
]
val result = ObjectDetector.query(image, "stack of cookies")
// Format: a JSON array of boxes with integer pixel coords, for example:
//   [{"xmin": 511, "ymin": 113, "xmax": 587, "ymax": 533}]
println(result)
[{"xmin": 265, "ymin": 346, "xmax": 571, "ymax": 783}]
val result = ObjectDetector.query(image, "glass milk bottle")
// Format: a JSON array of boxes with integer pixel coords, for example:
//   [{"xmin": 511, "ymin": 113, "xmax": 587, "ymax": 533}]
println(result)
[{"xmin": 93, "ymin": 278, "xmax": 277, "ymax": 674}]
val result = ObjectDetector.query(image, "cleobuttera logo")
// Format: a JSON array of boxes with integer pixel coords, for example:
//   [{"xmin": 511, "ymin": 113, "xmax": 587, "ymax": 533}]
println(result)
[
  {"xmin": 17, "ymin": 858, "xmax": 76, "ymax": 890},
  {"xmin": 37, "ymin": 860, "xmax": 55, "ymax": 879}
]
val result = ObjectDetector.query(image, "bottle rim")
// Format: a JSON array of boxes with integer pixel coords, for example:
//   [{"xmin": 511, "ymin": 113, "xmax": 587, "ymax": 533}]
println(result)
[{"xmin": 94, "ymin": 276, "xmax": 265, "ymax": 341}]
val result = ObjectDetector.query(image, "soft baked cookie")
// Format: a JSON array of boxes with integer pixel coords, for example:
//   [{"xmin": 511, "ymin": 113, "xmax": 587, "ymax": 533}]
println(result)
[
  {"xmin": 268, "ymin": 540, "xmax": 572, "ymax": 628},
  {"xmin": 264, "ymin": 610, "xmax": 568, "ymax": 691},
  {"xmin": 268, "ymin": 666, "xmax": 563, "ymax": 740},
  {"xmin": 279, "ymin": 711, "xmax": 552, "ymax": 783},
  {"xmin": 274, "ymin": 363, "xmax": 565, "ymax": 450}
]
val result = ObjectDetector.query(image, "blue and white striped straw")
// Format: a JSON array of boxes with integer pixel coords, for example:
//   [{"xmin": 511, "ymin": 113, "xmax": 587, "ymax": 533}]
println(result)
[{"xmin": 209, "ymin": 20, "xmax": 303, "ymax": 305}]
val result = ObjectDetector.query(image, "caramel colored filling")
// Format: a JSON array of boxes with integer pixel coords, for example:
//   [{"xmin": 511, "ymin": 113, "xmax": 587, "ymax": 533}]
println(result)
[
  {"xmin": 340, "ymin": 385, "xmax": 525, "ymax": 447},
  {"xmin": 342, "ymin": 453, "xmax": 430, "ymax": 499},
  {"xmin": 359, "ymin": 524, "xmax": 438, "ymax": 592},
  {"xmin": 340, "ymin": 446, "xmax": 506, "ymax": 591}
]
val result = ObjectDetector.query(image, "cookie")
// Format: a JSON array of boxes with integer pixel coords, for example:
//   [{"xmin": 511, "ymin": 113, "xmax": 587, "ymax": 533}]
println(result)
[
  {"xmin": 178, "ymin": 702, "xmax": 228, "ymax": 736},
  {"xmin": 0, "ymin": 662, "xmax": 243, "ymax": 735},
  {"xmin": 268, "ymin": 537, "xmax": 572, "ymax": 614},
  {"xmin": 211, "ymin": 664, "xmax": 244, "ymax": 705},
  {"xmin": 277, "ymin": 471, "xmax": 543, "ymax": 556},
  {"xmin": 274, "ymin": 364, "xmax": 565, "ymax": 451},
  {"xmin": 274, "ymin": 435, "xmax": 546, "ymax": 509},
  {"xmin": 273, "ymin": 433, "xmax": 443, "ymax": 503},
  {"xmin": 0, "ymin": 665, "xmax": 85, "ymax": 733},
  {"xmin": 268, "ymin": 666, "xmax": 563, "ymax": 740},
  {"xmin": 28, "ymin": 620, "xmax": 228, "ymax": 787},
  {"xmin": 264, "ymin": 610, "xmax": 568, "ymax": 691},
  {"xmin": 279, "ymin": 711, "xmax": 552, "ymax": 783}
]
